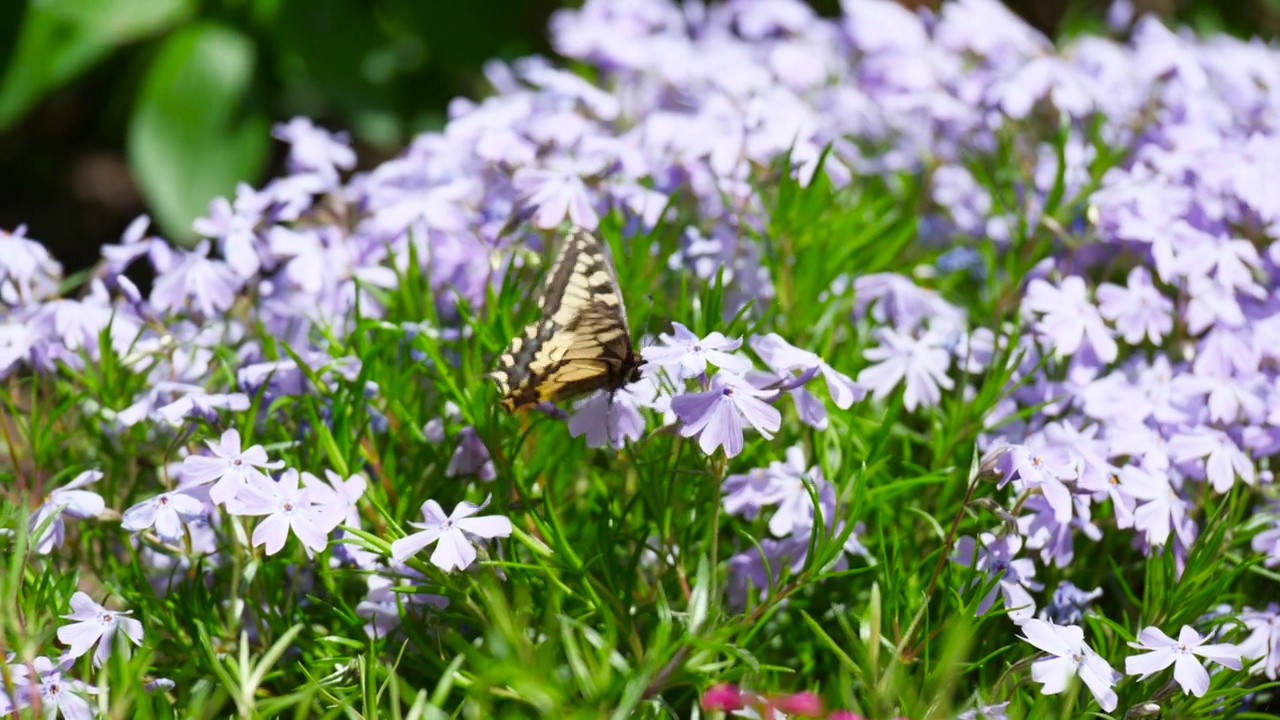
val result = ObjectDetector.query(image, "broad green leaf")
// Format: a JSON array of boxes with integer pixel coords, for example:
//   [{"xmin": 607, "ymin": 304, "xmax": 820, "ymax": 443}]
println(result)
[
  {"xmin": 0, "ymin": 0, "xmax": 193, "ymax": 129},
  {"xmin": 127, "ymin": 22, "xmax": 269, "ymax": 243}
]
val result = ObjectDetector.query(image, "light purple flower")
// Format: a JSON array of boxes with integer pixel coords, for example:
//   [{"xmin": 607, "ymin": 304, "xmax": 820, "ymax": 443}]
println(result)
[
  {"xmin": 670, "ymin": 371, "xmax": 781, "ymax": 458},
  {"xmin": 1024, "ymin": 276, "xmax": 1118, "ymax": 364},
  {"xmin": 722, "ymin": 466, "xmax": 780, "ymax": 520},
  {"xmin": 999, "ymin": 444, "xmax": 1076, "ymax": 524},
  {"xmin": 749, "ymin": 333, "xmax": 866, "ymax": 409},
  {"xmin": 567, "ymin": 374, "xmax": 663, "ymax": 449},
  {"xmin": 226, "ymin": 469, "xmax": 334, "ymax": 558},
  {"xmin": 57, "ymin": 591, "xmax": 144, "ymax": 666},
  {"xmin": 154, "ymin": 386, "xmax": 251, "ymax": 426},
  {"xmin": 1121, "ymin": 464, "xmax": 1190, "ymax": 548},
  {"xmin": 1253, "ymin": 513, "xmax": 1280, "ymax": 567},
  {"xmin": 956, "ymin": 702, "xmax": 1010, "ymax": 720},
  {"xmin": 121, "ymin": 489, "xmax": 206, "ymax": 542},
  {"xmin": 192, "ymin": 190, "xmax": 262, "ymax": 279},
  {"xmin": 1020, "ymin": 619, "xmax": 1120, "ymax": 712},
  {"xmin": 143, "ymin": 678, "xmax": 176, "ymax": 693},
  {"xmin": 1239, "ymin": 604, "xmax": 1280, "ymax": 679},
  {"xmin": 149, "ymin": 240, "xmax": 244, "ymax": 318},
  {"xmin": 952, "ymin": 532, "xmax": 1043, "ymax": 624},
  {"xmin": 181, "ymin": 429, "xmax": 285, "ymax": 505},
  {"xmin": 390, "ymin": 497, "xmax": 513, "ymax": 572},
  {"xmin": 1096, "ymin": 267, "xmax": 1173, "ymax": 345},
  {"xmin": 356, "ymin": 570, "xmax": 449, "ymax": 640},
  {"xmin": 303, "ymin": 469, "xmax": 367, "ymax": 530},
  {"xmin": 0, "ymin": 224, "xmax": 62, "ymax": 305},
  {"xmin": 643, "ymin": 322, "xmax": 752, "ymax": 379},
  {"xmin": 1040, "ymin": 581, "xmax": 1103, "ymax": 625},
  {"xmin": 445, "ymin": 427, "xmax": 496, "ymax": 482},
  {"xmin": 1125, "ymin": 625, "xmax": 1243, "ymax": 696},
  {"xmin": 273, "ymin": 117, "xmax": 357, "ymax": 177},
  {"xmin": 1168, "ymin": 427, "xmax": 1254, "ymax": 493},
  {"xmin": 24, "ymin": 656, "xmax": 95, "ymax": 720},
  {"xmin": 513, "ymin": 163, "xmax": 599, "ymax": 230},
  {"xmin": 28, "ymin": 470, "xmax": 105, "ymax": 555},
  {"xmin": 857, "ymin": 327, "xmax": 955, "ymax": 411}
]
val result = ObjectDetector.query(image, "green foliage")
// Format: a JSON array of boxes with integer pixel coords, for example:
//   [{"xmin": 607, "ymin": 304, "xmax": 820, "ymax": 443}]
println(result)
[
  {"xmin": 0, "ymin": 0, "xmax": 554, "ymax": 244},
  {"xmin": 127, "ymin": 22, "xmax": 270, "ymax": 244},
  {"xmin": 0, "ymin": 136, "xmax": 1274, "ymax": 719}
]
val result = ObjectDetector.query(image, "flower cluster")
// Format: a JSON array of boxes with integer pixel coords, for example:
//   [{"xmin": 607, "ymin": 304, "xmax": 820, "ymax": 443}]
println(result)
[
  {"xmin": 3, "ymin": 0, "xmax": 1280, "ymax": 715},
  {"xmin": 565, "ymin": 323, "xmax": 862, "ymax": 456}
]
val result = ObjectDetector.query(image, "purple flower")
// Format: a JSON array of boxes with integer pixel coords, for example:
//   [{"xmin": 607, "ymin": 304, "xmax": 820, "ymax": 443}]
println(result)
[
  {"xmin": 643, "ymin": 322, "xmax": 753, "ymax": 379},
  {"xmin": 0, "ymin": 224, "xmax": 62, "ymax": 305},
  {"xmin": 513, "ymin": 162, "xmax": 599, "ymax": 230},
  {"xmin": 181, "ymin": 429, "xmax": 285, "ymax": 505},
  {"xmin": 952, "ymin": 533, "xmax": 1043, "ymax": 624},
  {"xmin": 303, "ymin": 469, "xmax": 367, "ymax": 530},
  {"xmin": 722, "ymin": 467, "xmax": 778, "ymax": 520},
  {"xmin": 1239, "ymin": 604, "xmax": 1280, "ymax": 679},
  {"xmin": 155, "ymin": 386, "xmax": 251, "ymax": 426},
  {"xmin": 1168, "ymin": 427, "xmax": 1255, "ymax": 493},
  {"xmin": 356, "ymin": 570, "xmax": 449, "ymax": 640},
  {"xmin": 956, "ymin": 702, "xmax": 1010, "ymax": 720},
  {"xmin": 567, "ymin": 374, "xmax": 663, "ymax": 449},
  {"xmin": 1039, "ymin": 581, "xmax": 1103, "ymax": 625},
  {"xmin": 149, "ymin": 241, "xmax": 244, "ymax": 318},
  {"xmin": 28, "ymin": 470, "xmax": 105, "ymax": 555},
  {"xmin": 749, "ymin": 333, "xmax": 866, "ymax": 409},
  {"xmin": 726, "ymin": 536, "xmax": 809, "ymax": 610},
  {"xmin": 445, "ymin": 427, "xmax": 496, "ymax": 482},
  {"xmin": 272, "ymin": 117, "xmax": 357, "ymax": 177},
  {"xmin": 1252, "ymin": 511, "xmax": 1280, "ymax": 567},
  {"xmin": 754, "ymin": 445, "xmax": 832, "ymax": 538},
  {"xmin": 390, "ymin": 497, "xmax": 513, "ymax": 572},
  {"xmin": 857, "ymin": 327, "xmax": 955, "ymax": 411},
  {"xmin": 143, "ymin": 678, "xmax": 175, "ymax": 693},
  {"xmin": 1125, "ymin": 625, "xmax": 1243, "ymax": 696},
  {"xmin": 1096, "ymin": 267, "xmax": 1173, "ymax": 345},
  {"xmin": 226, "ymin": 469, "xmax": 335, "ymax": 558},
  {"xmin": 1120, "ymin": 465, "xmax": 1191, "ymax": 548},
  {"xmin": 121, "ymin": 489, "xmax": 206, "ymax": 542},
  {"xmin": 191, "ymin": 190, "xmax": 263, "ymax": 279},
  {"xmin": 1019, "ymin": 619, "xmax": 1120, "ymax": 712},
  {"xmin": 1023, "ymin": 276, "xmax": 1118, "ymax": 364},
  {"xmin": 57, "ymin": 592, "xmax": 144, "ymax": 666},
  {"xmin": 670, "ymin": 371, "xmax": 781, "ymax": 458},
  {"xmin": 1017, "ymin": 495, "xmax": 1099, "ymax": 568},
  {"xmin": 24, "ymin": 656, "xmax": 95, "ymax": 720},
  {"xmin": 999, "ymin": 444, "xmax": 1076, "ymax": 524},
  {"xmin": 0, "ymin": 317, "xmax": 34, "ymax": 377}
]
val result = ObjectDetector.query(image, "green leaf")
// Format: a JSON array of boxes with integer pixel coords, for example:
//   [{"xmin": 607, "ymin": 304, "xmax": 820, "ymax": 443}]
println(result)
[
  {"xmin": 127, "ymin": 22, "xmax": 269, "ymax": 243},
  {"xmin": 0, "ymin": 0, "xmax": 193, "ymax": 129}
]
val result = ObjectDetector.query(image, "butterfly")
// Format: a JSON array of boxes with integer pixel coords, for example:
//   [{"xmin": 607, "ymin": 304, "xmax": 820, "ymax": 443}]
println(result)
[{"xmin": 489, "ymin": 227, "xmax": 644, "ymax": 412}]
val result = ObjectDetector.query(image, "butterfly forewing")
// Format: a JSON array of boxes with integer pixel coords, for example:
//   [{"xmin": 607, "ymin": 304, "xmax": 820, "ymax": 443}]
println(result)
[{"xmin": 489, "ymin": 227, "xmax": 642, "ymax": 412}]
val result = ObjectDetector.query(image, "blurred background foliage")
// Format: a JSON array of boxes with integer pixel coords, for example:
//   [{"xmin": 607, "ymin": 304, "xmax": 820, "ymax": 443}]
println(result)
[{"xmin": 0, "ymin": 0, "xmax": 1277, "ymax": 274}]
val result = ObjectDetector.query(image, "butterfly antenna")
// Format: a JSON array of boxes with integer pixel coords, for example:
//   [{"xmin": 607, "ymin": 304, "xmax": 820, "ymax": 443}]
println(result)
[{"xmin": 638, "ymin": 293, "xmax": 658, "ymax": 352}]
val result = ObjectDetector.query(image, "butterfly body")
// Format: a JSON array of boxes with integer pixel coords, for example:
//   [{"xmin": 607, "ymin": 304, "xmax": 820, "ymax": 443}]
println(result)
[{"xmin": 489, "ymin": 227, "xmax": 643, "ymax": 412}]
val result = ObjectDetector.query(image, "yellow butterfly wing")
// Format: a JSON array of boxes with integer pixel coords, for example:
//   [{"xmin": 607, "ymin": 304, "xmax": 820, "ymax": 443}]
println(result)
[{"xmin": 489, "ymin": 227, "xmax": 642, "ymax": 412}]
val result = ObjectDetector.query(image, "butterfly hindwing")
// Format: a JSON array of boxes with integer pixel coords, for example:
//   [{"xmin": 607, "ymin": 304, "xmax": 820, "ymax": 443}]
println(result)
[{"xmin": 489, "ymin": 227, "xmax": 642, "ymax": 412}]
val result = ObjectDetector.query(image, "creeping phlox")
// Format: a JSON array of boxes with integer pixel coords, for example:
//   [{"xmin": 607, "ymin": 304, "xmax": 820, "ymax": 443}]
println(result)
[{"xmin": 4, "ymin": 0, "xmax": 1280, "ymax": 715}]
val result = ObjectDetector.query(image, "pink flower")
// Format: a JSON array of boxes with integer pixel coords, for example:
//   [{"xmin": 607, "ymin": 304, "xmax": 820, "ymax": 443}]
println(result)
[{"xmin": 700, "ymin": 683, "xmax": 745, "ymax": 711}]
